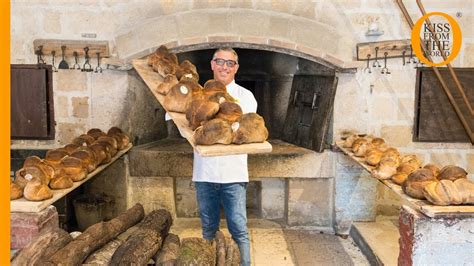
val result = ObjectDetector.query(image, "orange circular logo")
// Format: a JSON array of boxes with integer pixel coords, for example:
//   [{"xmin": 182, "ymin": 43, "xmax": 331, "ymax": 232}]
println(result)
[{"xmin": 411, "ymin": 12, "xmax": 462, "ymax": 67}]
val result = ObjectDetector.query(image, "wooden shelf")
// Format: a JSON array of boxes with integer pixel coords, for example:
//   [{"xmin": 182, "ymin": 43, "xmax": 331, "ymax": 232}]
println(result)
[
  {"xmin": 10, "ymin": 144, "xmax": 133, "ymax": 213},
  {"xmin": 335, "ymin": 141, "xmax": 474, "ymax": 218},
  {"xmin": 356, "ymin": 39, "xmax": 411, "ymax": 61},
  {"xmin": 132, "ymin": 59, "xmax": 272, "ymax": 157},
  {"xmin": 33, "ymin": 39, "xmax": 110, "ymax": 57}
]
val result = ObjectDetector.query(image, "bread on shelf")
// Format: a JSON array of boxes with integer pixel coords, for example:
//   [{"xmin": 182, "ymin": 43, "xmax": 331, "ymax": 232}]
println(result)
[
  {"xmin": 438, "ymin": 165, "xmax": 467, "ymax": 181},
  {"xmin": 402, "ymin": 168, "xmax": 437, "ymax": 200},
  {"xmin": 423, "ymin": 178, "xmax": 474, "ymax": 206}
]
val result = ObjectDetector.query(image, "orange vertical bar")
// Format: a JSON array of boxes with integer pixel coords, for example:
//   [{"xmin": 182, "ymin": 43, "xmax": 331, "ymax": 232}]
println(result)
[{"xmin": 1, "ymin": 1, "xmax": 11, "ymax": 264}]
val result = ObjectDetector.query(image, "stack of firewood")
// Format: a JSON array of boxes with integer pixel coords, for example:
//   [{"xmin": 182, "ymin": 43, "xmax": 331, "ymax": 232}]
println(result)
[{"xmin": 11, "ymin": 203, "xmax": 241, "ymax": 266}]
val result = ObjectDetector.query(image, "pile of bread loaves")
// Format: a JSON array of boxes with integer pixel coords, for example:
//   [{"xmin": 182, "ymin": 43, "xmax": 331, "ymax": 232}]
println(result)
[
  {"xmin": 341, "ymin": 133, "xmax": 473, "ymax": 206},
  {"xmin": 147, "ymin": 45, "xmax": 268, "ymax": 145},
  {"xmin": 11, "ymin": 127, "xmax": 130, "ymax": 202}
]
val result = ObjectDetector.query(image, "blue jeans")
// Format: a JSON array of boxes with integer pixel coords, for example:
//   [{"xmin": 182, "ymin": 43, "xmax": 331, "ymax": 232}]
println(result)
[{"xmin": 194, "ymin": 182, "xmax": 250, "ymax": 266}]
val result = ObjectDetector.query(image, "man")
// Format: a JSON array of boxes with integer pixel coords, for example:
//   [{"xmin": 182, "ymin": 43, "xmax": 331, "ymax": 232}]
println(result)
[{"xmin": 193, "ymin": 47, "xmax": 256, "ymax": 266}]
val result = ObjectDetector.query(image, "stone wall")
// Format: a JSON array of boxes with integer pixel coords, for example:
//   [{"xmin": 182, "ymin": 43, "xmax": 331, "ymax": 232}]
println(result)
[{"xmin": 10, "ymin": 1, "xmax": 474, "ymax": 220}]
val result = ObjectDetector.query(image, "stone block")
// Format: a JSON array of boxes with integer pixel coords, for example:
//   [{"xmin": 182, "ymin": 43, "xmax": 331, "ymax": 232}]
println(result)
[
  {"xmin": 176, "ymin": 11, "xmax": 211, "ymax": 39},
  {"xmin": 429, "ymin": 152, "xmax": 463, "ymax": 167},
  {"xmin": 269, "ymin": 0, "xmax": 295, "ymax": 14},
  {"xmin": 11, "ymin": 206, "xmax": 59, "ymax": 249},
  {"xmin": 261, "ymin": 179, "xmax": 285, "ymax": 220},
  {"xmin": 71, "ymin": 96, "xmax": 89, "ymax": 118},
  {"xmin": 229, "ymin": 0, "xmax": 253, "ymax": 9},
  {"xmin": 129, "ymin": 139, "xmax": 194, "ymax": 177},
  {"xmin": 43, "ymin": 10, "xmax": 61, "ymax": 34},
  {"xmin": 268, "ymin": 16, "xmax": 291, "ymax": 40},
  {"xmin": 467, "ymin": 154, "xmax": 474, "ymax": 174},
  {"xmin": 56, "ymin": 122, "xmax": 86, "ymax": 145},
  {"xmin": 372, "ymin": 96, "xmax": 397, "ymax": 121},
  {"xmin": 287, "ymin": 178, "xmax": 334, "ymax": 227},
  {"xmin": 293, "ymin": 1, "xmax": 316, "ymax": 19},
  {"xmin": 159, "ymin": 0, "xmax": 191, "ymax": 15},
  {"xmin": 248, "ymin": 141, "xmax": 334, "ymax": 178},
  {"xmin": 239, "ymin": 36, "xmax": 268, "ymax": 45},
  {"xmin": 464, "ymin": 43, "xmax": 474, "ymax": 67},
  {"xmin": 192, "ymin": 0, "xmax": 230, "ymax": 9},
  {"xmin": 289, "ymin": 19, "xmax": 339, "ymax": 56},
  {"xmin": 137, "ymin": 16, "xmax": 179, "ymax": 51},
  {"xmin": 334, "ymin": 155, "xmax": 377, "ymax": 234},
  {"xmin": 128, "ymin": 175, "xmax": 176, "ymax": 217},
  {"xmin": 115, "ymin": 30, "xmax": 141, "ymax": 59},
  {"xmin": 380, "ymin": 125, "xmax": 413, "ymax": 147},
  {"xmin": 207, "ymin": 35, "xmax": 240, "ymax": 43},
  {"xmin": 397, "ymin": 97, "xmax": 415, "ymax": 121},
  {"xmin": 83, "ymin": 158, "xmax": 128, "ymax": 219},
  {"xmin": 175, "ymin": 177, "xmax": 199, "ymax": 218},
  {"xmin": 376, "ymin": 183, "xmax": 402, "ymax": 217},
  {"xmin": 230, "ymin": 10, "xmax": 271, "ymax": 36},
  {"xmin": 399, "ymin": 205, "xmax": 474, "ymax": 265},
  {"xmin": 55, "ymin": 70, "xmax": 88, "ymax": 92},
  {"xmin": 55, "ymin": 96, "xmax": 68, "ymax": 118},
  {"xmin": 268, "ymin": 39, "xmax": 296, "ymax": 50}
]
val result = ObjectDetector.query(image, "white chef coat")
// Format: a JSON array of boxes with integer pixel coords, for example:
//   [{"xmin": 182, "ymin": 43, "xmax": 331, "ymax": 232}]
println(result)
[
  {"xmin": 165, "ymin": 80, "xmax": 257, "ymax": 183},
  {"xmin": 192, "ymin": 80, "xmax": 257, "ymax": 183}
]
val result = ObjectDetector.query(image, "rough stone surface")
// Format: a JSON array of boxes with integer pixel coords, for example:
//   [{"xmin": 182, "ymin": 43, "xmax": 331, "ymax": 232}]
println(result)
[
  {"xmin": 175, "ymin": 178, "xmax": 199, "ymax": 218},
  {"xmin": 467, "ymin": 153, "xmax": 474, "ymax": 174},
  {"xmin": 287, "ymin": 178, "xmax": 334, "ymax": 228},
  {"xmin": 55, "ymin": 70, "xmax": 88, "ymax": 92},
  {"xmin": 55, "ymin": 96, "xmax": 69, "ymax": 118},
  {"xmin": 380, "ymin": 125, "xmax": 413, "ymax": 147},
  {"xmin": 334, "ymin": 153, "xmax": 377, "ymax": 234},
  {"xmin": 127, "ymin": 175, "xmax": 176, "ymax": 217},
  {"xmin": 71, "ymin": 96, "xmax": 89, "ymax": 118},
  {"xmin": 429, "ymin": 152, "xmax": 464, "ymax": 167},
  {"xmin": 56, "ymin": 122, "xmax": 86, "ymax": 145},
  {"xmin": 261, "ymin": 179, "xmax": 285, "ymax": 220},
  {"xmin": 10, "ymin": 206, "xmax": 59, "ymax": 249},
  {"xmin": 399, "ymin": 205, "xmax": 474, "ymax": 265},
  {"xmin": 83, "ymin": 157, "xmax": 128, "ymax": 219}
]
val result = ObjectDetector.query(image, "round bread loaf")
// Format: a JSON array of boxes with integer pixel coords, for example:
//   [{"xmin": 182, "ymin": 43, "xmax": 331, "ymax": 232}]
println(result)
[
  {"xmin": 10, "ymin": 181, "xmax": 23, "ymax": 200},
  {"xmin": 423, "ymin": 163, "xmax": 440, "ymax": 178},
  {"xmin": 70, "ymin": 150, "xmax": 97, "ymax": 173},
  {"xmin": 64, "ymin": 143, "xmax": 80, "ymax": 154},
  {"xmin": 365, "ymin": 149, "xmax": 384, "ymax": 166},
  {"xmin": 402, "ymin": 168, "xmax": 437, "ymax": 199},
  {"xmin": 49, "ymin": 168, "xmax": 74, "ymax": 190},
  {"xmin": 438, "ymin": 165, "xmax": 467, "ymax": 181},
  {"xmin": 97, "ymin": 136, "xmax": 118, "ymax": 156},
  {"xmin": 45, "ymin": 149, "xmax": 69, "ymax": 168},
  {"xmin": 107, "ymin": 126, "xmax": 123, "ymax": 135},
  {"xmin": 23, "ymin": 175, "xmax": 53, "ymax": 201},
  {"xmin": 72, "ymin": 134, "xmax": 96, "ymax": 147},
  {"xmin": 89, "ymin": 142, "xmax": 110, "ymax": 165},
  {"xmin": 216, "ymin": 102, "xmax": 243, "ymax": 123},
  {"xmin": 58, "ymin": 156, "xmax": 88, "ymax": 182}
]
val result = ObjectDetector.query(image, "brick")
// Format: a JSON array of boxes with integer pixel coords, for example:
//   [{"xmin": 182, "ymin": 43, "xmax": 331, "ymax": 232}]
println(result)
[
  {"xmin": 71, "ymin": 96, "xmax": 89, "ymax": 118},
  {"xmin": 230, "ymin": 10, "xmax": 271, "ymax": 36},
  {"xmin": 176, "ymin": 11, "xmax": 210, "ymax": 39},
  {"xmin": 115, "ymin": 30, "xmax": 141, "ymax": 59},
  {"xmin": 11, "ymin": 206, "xmax": 59, "ymax": 249},
  {"xmin": 268, "ymin": 39, "xmax": 296, "ymax": 50},
  {"xmin": 137, "ymin": 16, "xmax": 179, "ymax": 51},
  {"xmin": 380, "ymin": 125, "xmax": 413, "ymax": 147},
  {"xmin": 239, "ymin": 36, "xmax": 268, "ymax": 45},
  {"xmin": 179, "ymin": 36, "xmax": 208, "ymax": 46},
  {"xmin": 208, "ymin": 35, "xmax": 240, "ymax": 43},
  {"xmin": 294, "ymin": 1, "xmax": 316, "ymax": 19}
]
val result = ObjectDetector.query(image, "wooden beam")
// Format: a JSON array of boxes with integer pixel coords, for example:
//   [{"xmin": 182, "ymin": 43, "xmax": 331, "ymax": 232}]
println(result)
[
  {"xmin": 33, "ymin": 39, "xmax": 110, "ymax": 57},
  {"xmin": 356, "ymin": 39, "xmax": 411, "ymax": 61}
]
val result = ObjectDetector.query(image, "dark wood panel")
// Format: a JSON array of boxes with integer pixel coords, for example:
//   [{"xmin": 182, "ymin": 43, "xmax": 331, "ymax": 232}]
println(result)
[
  {"xmin": 415, "ymin": 67, "xmax": 473, "ymax": 142},
  {"xmin": 11, "ymin": 64, "xmax": 55, "ymax": 139},
  {"xmin": 282, "ymin": 75, "xmax": 337, "ymax": 152}
]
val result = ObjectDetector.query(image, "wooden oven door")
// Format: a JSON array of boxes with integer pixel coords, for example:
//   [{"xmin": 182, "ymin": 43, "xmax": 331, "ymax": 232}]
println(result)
[{"xmin": 282, "ymin": 75, "xmax": 338, "ymax": 152}]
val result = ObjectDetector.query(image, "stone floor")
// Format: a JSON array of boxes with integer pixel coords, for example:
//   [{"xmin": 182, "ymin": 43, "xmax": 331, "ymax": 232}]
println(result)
[{"xmin": 171, "ymin": 218, "xmax": 370, "ymax": 266}]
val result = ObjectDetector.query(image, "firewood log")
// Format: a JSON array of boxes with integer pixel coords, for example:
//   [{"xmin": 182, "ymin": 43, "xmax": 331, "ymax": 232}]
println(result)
[
  {"xmin": 11, "ymin": 227, "xmax": 72, "ymax": 266},
  {"xmin": 215, "ymin": 231, "xmax": 226, "ymax": 266},
  {"xmin": 154, "ymin": 233, "xmax": 181, "ymax": 266},
  {"xmin": 110, "ymin": 209, "xmax": 173, "ymax": 266},
  {"xmin": 225, "ymin": 236, "xmax": 241, "ymax": 266},
  {"xmin": 47, "ymin": 203, "xmax": 145, "ymax": 265},
  {"xmin": 83, "ymin": 238, "xmax": 124, "ymax": 265},
  {"xmin": 176, "ymin": 238, "xmax": 216, "ymax": 266}
]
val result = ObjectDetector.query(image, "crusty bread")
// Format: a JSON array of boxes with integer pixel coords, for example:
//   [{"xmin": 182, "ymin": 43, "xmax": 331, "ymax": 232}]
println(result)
[
  {"xmin": 156, "ymin": 74, "xmax": 179, "ymax": 95},
  {"xmin": 89, "ymin": 142, "xmax": 111, "ymax": 165},
  {"xmin": 402, "ymin": 168, "xmax": 437, "ymax": 199},
  {"xmin": 72, "ymin": 134, "xmax": 96, "ymax": 147},
  {"xmin": 422, "ymin": 179, "xmax": 473, "ymax": 206},
  {"xmin": 23, "ymin": 175, "xmax": 53, "ymax": 201},
  {"xmin": 10, "ymin": 181, "xmax": 23, "ymax": 200},
  {"xmin": 423, "ymin": 163, "xmax": 440, "ymax": 178},
  {"xmin": 44, "ymin": 149, "xmax": 69, "ymax": 168},
  {"xmin": 372, "ymin": 158, "xmax": 399, "ymax": 180},
  {"xmin": 194, "ymin": 118, "xmax": 233, "ymax": 145},
  {"xmin": 186, "ymin": 99, "xmax": 220, "ymax": 130},
  {"xmin": 64, "ymin": 143, "xmax": 80, "ymax": 154},
  {"xmin": 70, "ymin": 150, "xmax": 97, "ymax": 173},
  {"xmin": 216, "ymin": 102, "xmax": 243, "ymax": 123},
  {"xmin": 365, "ymin": 149, "xmax": 384, "ymax": 166},
  {"xmin": 232, "ymin": 113, "xmax": 269, "ymax": 145},
  {"xmin": 58, "ymin": 156, "xmax": 88, "ymax": 182},
  {"xmin": 163, "ymin": 80, "xmax": 204, "ymax": 113},
  {"xmin": 438, "ymin": 165, "xmax": 467, "ymax": 181},
  {"xmin": 49, "ymin": 169, "xmax": 74, "ymax": 190},
  {"xmin": 392, "ymin": 163, "xmax": 418, "ymax": 185},
  {"xmin": 97, "ymin": 136, "xmax": 118, "ymax": 157}
]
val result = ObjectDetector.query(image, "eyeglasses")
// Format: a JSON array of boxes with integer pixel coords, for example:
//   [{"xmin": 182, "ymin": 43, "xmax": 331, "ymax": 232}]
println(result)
[{"xmin": 213, "ymin": 58, "xmax": 238, "ymax": 67}]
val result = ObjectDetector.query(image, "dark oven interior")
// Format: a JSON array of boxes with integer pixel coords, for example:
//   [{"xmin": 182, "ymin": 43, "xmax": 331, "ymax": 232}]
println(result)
[{"xmin": 177, "ymin": 48, "xmax": 338, "ymax": 152}]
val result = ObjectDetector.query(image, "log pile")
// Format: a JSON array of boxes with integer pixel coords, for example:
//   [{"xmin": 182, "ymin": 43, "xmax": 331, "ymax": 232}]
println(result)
[{"xmin": 12, "ymin": 203, "xmax": 241, "ymax": 266}]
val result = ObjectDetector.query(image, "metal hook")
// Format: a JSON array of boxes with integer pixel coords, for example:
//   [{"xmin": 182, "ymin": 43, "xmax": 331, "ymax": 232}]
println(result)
[
  {"xmin": 71, "ymin": 51, "xmax": 81, "ymax": 70},
  {"xmin": 381, "ymin": 52, "xmax": 390, "ymax": 74},
  {"xmin": 402, "ymin": 50, "xmax": 406, "ymax": 66},
  {"xmin": 94, "ymin": 52, "xmax": 103, "ymax": 73},
  {"xmin": 82, "ymin": 47, "xmax": 93, "ymax": 72},
  {"xmin": 408, "ymin": 46, "xmax": 417, "ymax": 64},
  {"xmin": 36, "ymin": 45, "xmax": 46, "ymax": 65},
  {"xmin": 364, "ymin": 54, "xmax": 372, "ymax": 73},
  {"xmin": 373, "ymin": 47, "xmax": 381, "ymax": 67},
  {"xmin": 51, "ymin": 50, "xmax": 58, "ymax": 72}
]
